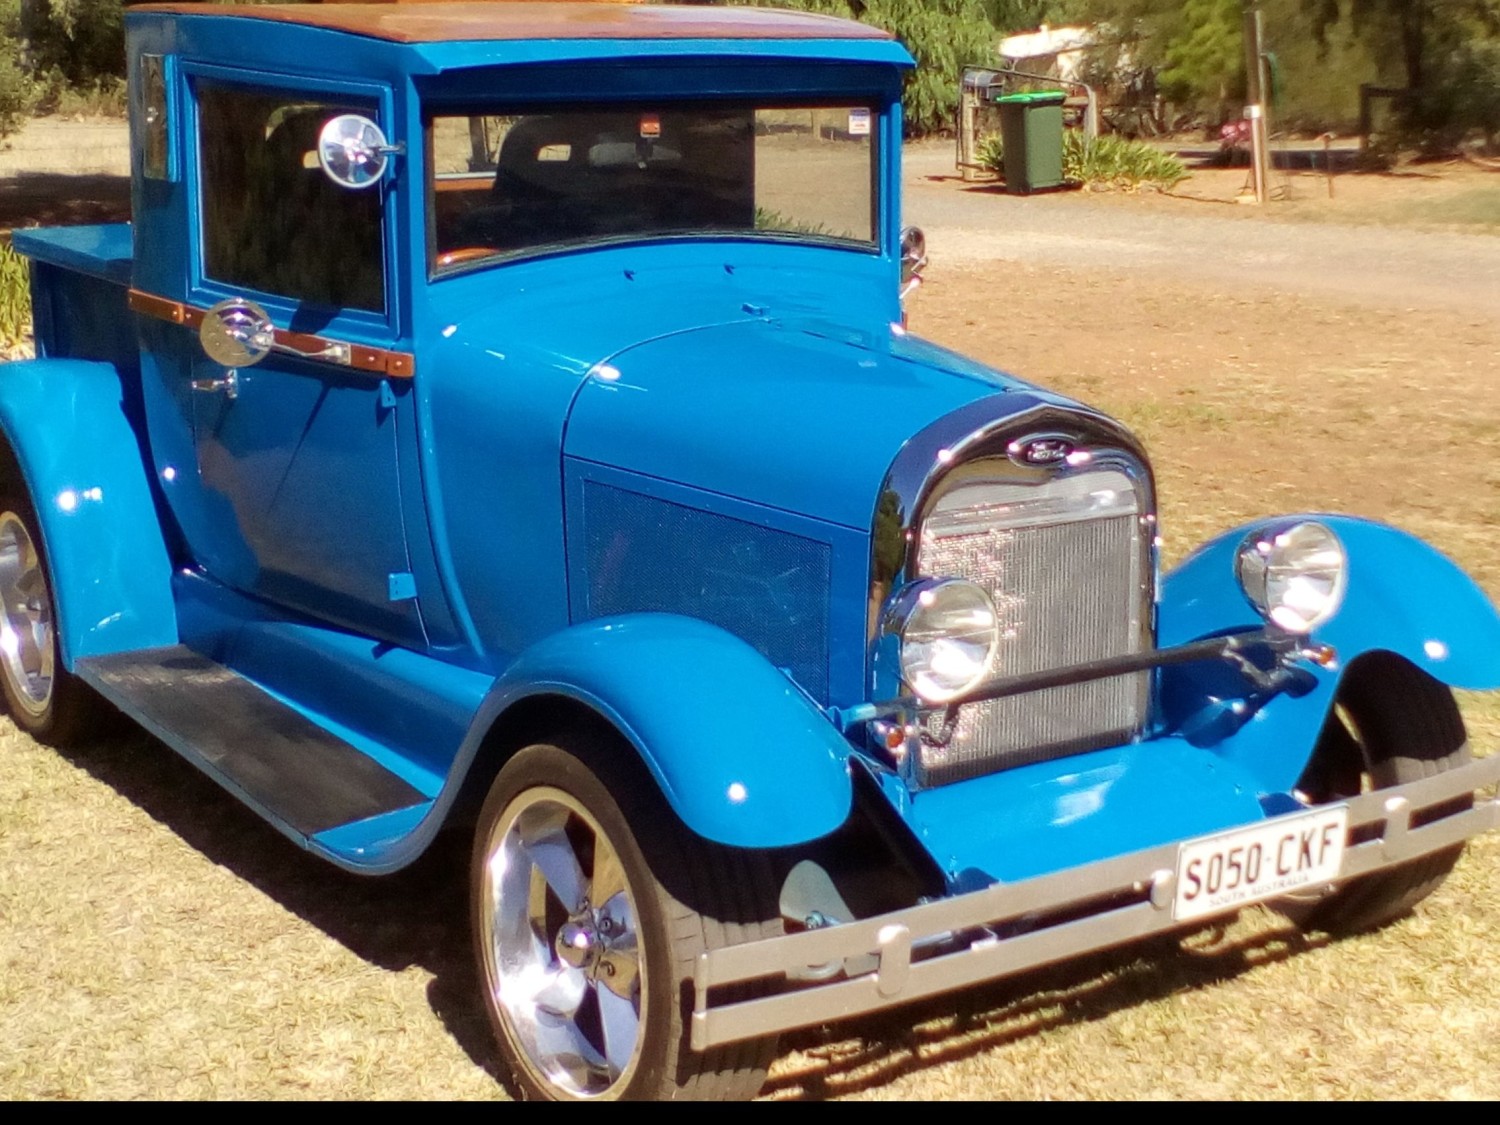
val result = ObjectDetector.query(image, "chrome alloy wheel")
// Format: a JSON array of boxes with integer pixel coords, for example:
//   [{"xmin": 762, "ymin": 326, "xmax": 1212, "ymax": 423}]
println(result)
[
  {"xmin": 0, "ymin": 511, "xmax": 54, "ymax": 720},
  {"xmin": 478, "ymin": 785, "xmax": 646, "ymax": 1099}
]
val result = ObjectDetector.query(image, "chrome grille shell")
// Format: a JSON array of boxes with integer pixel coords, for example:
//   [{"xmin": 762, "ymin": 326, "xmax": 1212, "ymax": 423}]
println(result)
[
  {"xmin": 866, "ymin": 396, "xmax": 1157, "ymax": 789},
  {"xmin": 912, "ymin": 464, "xmax": 1149, "ymax": 785}
]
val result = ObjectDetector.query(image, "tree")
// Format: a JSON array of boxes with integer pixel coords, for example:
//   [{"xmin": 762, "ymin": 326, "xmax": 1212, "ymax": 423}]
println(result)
[
  {"xmin": 19, "ymin": 0, "xmax": 125, "ymax": 86},
  {"xmin": 730, "ymin": 0, "xmax": 1012, "ymax": 134},
  {"xmin": 0, "ymin": 2, "xmax": 36, "ymax": 138},
  {"xmin": 1158, "ymin": 0, "xmax": 1244, "ymax": 107},
  {"xmin": 1307, "ymin": 0, "xmax": 1500, "ymax": 149}
]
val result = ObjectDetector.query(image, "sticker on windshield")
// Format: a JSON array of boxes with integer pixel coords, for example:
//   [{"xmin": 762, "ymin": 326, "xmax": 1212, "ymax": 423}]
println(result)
[{"xmin": 848, "ymin": 108, "xmax": 872, "ymax": 137}]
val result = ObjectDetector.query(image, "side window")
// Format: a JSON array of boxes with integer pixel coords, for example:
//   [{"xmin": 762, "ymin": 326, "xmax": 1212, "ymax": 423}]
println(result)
[{"xmin": 197, "ymin": 82, "xmax": 385, "ymax": 313}]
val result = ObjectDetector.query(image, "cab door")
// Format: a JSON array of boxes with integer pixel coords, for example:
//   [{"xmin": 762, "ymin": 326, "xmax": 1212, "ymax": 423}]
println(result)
[{"xmin": 168, "ymin": 76, "xmax": 424, "ymax": 647}]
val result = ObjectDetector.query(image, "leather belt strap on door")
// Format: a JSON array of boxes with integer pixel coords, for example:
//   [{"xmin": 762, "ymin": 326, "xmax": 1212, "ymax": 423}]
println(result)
[{"xmin": 128, "ymin": 289, "xmax": 416, "ymax": 378}]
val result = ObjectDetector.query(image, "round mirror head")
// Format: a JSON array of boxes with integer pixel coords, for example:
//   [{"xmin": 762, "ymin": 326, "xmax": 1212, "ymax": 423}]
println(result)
[
  {"xmin": 900, "ymin": 225, "xmax": 928, "ymax": 285},
  {"xmin": 200, "ymin": 298, "xmax": 274, "ymax": 368},
  {"xmin": 317, "ymin": 114, "xmax": 389, "ymax": 190}
]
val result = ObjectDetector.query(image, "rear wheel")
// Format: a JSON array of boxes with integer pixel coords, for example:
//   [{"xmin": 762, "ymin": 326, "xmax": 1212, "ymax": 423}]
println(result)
[
  {"xmin": 0, "ymin": 495, "xmax": 111, "ymax": 745},
  {"xmin": 471, "ymin": 739, "xmax": 781, "ymax": 1101},
  {"xmin": 1279, "ymin": 652, "xmax": 1469, "ymax": 936}
]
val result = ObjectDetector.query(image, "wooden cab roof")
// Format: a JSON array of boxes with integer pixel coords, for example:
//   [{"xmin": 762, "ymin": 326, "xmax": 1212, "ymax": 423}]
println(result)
[{"xmin": 127, "ymin": 1, "xmax": 896, "ymax": 44}]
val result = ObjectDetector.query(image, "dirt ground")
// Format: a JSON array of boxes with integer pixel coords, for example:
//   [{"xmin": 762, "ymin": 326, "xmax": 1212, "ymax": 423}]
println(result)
[{"xmin": 1, "ymin": 118, "xmax": 1499, "ymax": 1100}]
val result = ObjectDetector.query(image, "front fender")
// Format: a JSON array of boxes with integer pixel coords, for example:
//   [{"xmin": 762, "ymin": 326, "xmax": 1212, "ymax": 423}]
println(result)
[
  {"xmin": 479, "ymin": 614, "xmax": 854, "ymax": 848},
  {"xmin": 1159, "ymin": 514, "xmax": 1500, "ymax": 791},
  {"xmin": 0, "ymin": 359, "xmax": 176, "ymax": 664}
]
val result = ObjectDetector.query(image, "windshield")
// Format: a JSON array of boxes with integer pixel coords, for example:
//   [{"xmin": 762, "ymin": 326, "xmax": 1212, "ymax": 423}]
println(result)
[{"xmin": 427, "ymin": 104, "xmax": 879, "ymax": 271}]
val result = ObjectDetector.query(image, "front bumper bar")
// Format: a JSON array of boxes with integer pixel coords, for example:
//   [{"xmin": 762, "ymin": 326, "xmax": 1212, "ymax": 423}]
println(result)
[{"xmin": 691, "ymin": 752, "xmax": 1499, "ymax": 1051}]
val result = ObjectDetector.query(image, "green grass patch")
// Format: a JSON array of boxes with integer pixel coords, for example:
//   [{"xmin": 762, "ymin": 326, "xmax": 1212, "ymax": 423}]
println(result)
[
  {"xmin": 1380, "ymin": 185, "xmax": 1500, "ymax": 231},
  {"xmin": 0, "ymin": 240, "xmax": 30, "ymax": 349}
]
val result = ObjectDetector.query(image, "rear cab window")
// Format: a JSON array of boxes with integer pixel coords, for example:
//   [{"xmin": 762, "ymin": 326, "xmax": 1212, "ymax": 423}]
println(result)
[{"xmin": 427, "ymin": 103, "xmax": 880, "ymax": 274}]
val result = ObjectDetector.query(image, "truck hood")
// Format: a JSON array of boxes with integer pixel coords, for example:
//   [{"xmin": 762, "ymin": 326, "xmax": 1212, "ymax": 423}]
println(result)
[{"xmin": 564, "ymin": 316, "xmax": 1056, "ymax": 530}]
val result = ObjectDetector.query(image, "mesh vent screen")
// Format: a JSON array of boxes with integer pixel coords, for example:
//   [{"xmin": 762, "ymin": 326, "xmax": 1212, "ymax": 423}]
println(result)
[
  {"xmin": 584, "ymin": 483, "xmax": 831, "ymax": 701},
  {"xmin": 916, "ymin": 471, "xmax": 1146, "ymax": 786}
]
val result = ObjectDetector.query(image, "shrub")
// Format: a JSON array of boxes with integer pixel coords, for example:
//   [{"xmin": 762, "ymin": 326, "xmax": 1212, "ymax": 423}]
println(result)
[
  {"xmin": 0, "ymin": 40, "xmax": 37, "ymax": 137},
  {"xmin": 33, "ymin": 66, "xmax": 125, "ymax": 117},
  {"xmin": 1065, "ymin": 130, "xmax": 1188, "ymax": 191},
  {"xmin": 0, "ymin": 1, "xmax": 38, "ymax": 138},
  {"xmin": 980, "ymin": 128, "xmax": 1189, "ymax": 192},
  {"xmin": 0, "ymin": 239, "xmax": 32, "ymax": 352}
]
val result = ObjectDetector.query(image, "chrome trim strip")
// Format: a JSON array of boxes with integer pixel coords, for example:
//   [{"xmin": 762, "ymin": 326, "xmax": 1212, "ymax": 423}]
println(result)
[
  {"xmin": 128, "ymin": 288, "xmax": 416, "ymax": 378},
  {"xmin": 869, "ymin": 394, "xmax": 1157, "ymax": 648},
  {"xmin": 690, "ymin": 752, "xmax": 1500, "ymax": 1050}
]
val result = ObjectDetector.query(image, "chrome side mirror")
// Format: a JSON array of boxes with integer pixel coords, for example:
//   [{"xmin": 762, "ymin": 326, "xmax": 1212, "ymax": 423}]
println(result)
[
  {"xmin": 317, "ymin": 114, "xmax": 398, "ymax": 190},
  {"xmin": 900, "ymin": 225, "xmax": 928, "ymax": 304},
  {"xmin": 200, "ymin": 298, "xmax": 274, "ymax": 368}
]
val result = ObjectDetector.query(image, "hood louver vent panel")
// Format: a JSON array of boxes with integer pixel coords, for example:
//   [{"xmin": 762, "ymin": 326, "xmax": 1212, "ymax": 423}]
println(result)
[{"xmin": 582, "ymin": 482, "xmax": 831, "ymax": 703}]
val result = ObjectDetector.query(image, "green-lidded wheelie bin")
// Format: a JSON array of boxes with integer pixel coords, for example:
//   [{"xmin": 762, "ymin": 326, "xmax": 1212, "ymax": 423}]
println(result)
[{"xmin": 996, "ymin": 90, "xmax": 1067, "ymax": 194}]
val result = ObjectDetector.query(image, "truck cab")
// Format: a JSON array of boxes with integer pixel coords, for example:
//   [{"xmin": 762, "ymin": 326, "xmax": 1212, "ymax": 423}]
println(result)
[{"xmin": 5, "ymin": 1, "xmax": 1499, "ymax": 1102}]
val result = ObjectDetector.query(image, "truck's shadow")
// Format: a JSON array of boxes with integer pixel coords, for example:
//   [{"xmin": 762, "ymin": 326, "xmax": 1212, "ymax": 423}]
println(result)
[
  {"xmin": 763, "ymin": 920, "xmax": 1329, "ymax": 1099},
  {"xmin": 0, "ymin": 172, "xmax": 131, "ymax": 230},
  {"xmin": 49, "ymin": 724, "xmax": 1329, "ymax": 1099},
  {"xmin": 46, "ymin": 724, "xmax": 506, "ymax": 1082}
]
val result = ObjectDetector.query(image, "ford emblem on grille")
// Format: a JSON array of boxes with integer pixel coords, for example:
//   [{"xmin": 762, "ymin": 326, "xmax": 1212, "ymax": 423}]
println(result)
[{"xmin": 1010, "ymin": 436, "xmax": 1074, "ymax": 466}]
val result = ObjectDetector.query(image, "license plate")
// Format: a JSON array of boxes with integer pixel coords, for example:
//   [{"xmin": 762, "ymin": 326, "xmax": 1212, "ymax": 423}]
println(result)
[{"xmin": 1173, "ymin": 806, "xmax": 1349, "ymax": 922}]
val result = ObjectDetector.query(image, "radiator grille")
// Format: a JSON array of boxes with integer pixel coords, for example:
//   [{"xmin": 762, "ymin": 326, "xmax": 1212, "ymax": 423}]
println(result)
[
  {"xmin": 914, "ymin": 467, "xmax": 1147, "ymax": 786},
  {"xmin": 583, "ymin": 483, "xmax": 831, "ymax": 701}
]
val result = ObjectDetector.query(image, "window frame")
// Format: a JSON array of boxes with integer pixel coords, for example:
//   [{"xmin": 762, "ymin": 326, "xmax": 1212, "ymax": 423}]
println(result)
[
  {"xmin": 184, "ymin": 62, "xmax": 400, "ymax": 336},
  {"xmin": 423, "ymin": 98, "xmax": 884, "ymax": 280}
]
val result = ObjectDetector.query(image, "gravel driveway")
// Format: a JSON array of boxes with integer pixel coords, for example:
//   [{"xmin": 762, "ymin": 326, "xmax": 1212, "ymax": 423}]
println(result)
[{"xmin": 903, "ymin": 140, "xmax": 1500, "ymax": 316}]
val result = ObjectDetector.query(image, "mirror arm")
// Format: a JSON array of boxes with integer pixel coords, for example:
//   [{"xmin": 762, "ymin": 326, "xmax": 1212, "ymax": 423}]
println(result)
[
  {"xmin": 237, "ymin": 326, "xmax": 351, "ymax": 367},
  {"xmin": 260, "ymin": 335, "xmax": 353, "ymax": 366}
]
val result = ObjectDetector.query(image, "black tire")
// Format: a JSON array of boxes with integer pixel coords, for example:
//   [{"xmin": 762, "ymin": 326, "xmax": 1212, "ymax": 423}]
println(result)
[
  {"xmin": 0, "ymin": 492, "xmax": 112, "ymax": 746},
  {"xmin": 1279, "ymin": 652, "xmax": 1469, "ymax": 936},
  {"xmin": 470, "ymin": 738, "xmax": 782, "ymax": 1101}
]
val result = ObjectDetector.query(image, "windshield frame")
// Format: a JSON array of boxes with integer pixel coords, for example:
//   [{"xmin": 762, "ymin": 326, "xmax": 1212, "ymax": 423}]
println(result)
[{"xmin": 423, "ymin": 98, "xmax": 884, "ymax": 278}]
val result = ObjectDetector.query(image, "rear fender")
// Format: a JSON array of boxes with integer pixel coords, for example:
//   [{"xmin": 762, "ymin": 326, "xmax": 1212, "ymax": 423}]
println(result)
[
  {"xmin": 0, "ymin": 359, "xmax": 176, "ymax": 664},
  {"xmin": 472, "ymin": 614, "xmax": 854, "ymax": 848},
  {"xmin": 1159, "ymin": 514, "xmax": 1500, "ymax": 791}
]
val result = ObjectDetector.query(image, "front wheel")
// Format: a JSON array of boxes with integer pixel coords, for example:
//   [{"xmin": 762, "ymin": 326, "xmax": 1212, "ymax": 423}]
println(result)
[
  {"xmin": 471, "ymin": 739, "xmax": 781, "ymax": 1101},
  {"xmin": 1279, "ymin": 652, "xmax": 1470, "ymax": 936}
]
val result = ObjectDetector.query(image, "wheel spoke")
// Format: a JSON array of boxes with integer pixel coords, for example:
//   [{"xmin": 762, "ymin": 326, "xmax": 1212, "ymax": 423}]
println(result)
[
  {"xmin": 519, "ymin": 812, "xmax": 589, "ymax": 913},
  {"xmin": 597, "ymin": 891, "xmax": 639, "ymax": 998},
  {"xmin": 15, "ymin": 567, "xmax": 45, "ymax": 603},
  {"xmin": 595, "ymin": 979, "xmax": 640, "ymax": 1075},
  {"xmin": 589, "ymin": 843, "xmax": 628, "ymax": 908},
  {"xmin": 500, "ymin": 961, "xmax": 589, "ymax": 1020},
  {"xmin": 527, "ymin": 1013, "xmax": 605, "ymax": 1092}
]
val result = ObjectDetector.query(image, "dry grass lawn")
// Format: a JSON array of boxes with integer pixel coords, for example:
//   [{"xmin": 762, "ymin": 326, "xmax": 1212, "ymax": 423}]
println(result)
[{"xmin": 2, "ymin": 148, "xmax": 1499, "ymax": 1099}]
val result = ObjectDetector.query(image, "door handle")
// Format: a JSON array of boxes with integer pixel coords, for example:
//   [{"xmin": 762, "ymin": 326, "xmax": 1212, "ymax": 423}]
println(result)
[{"xmin": 190, "ymin": 370, "xmax": 239, "ymax": 400}]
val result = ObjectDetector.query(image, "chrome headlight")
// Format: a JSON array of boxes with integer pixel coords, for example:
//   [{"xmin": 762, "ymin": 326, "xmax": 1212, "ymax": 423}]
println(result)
[
  {"xmin": 884, "ymin": 578, "xmax": 999, "ymax": 703},
  {"xmin": 1235, "ymin": 520, "xmax": 1348, "ymax": 634}
]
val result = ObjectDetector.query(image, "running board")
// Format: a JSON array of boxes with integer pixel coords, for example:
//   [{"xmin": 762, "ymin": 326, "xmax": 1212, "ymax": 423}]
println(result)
[{"xmin": 76, "ymin": 645, "xmax": 427, "ymax": 837}]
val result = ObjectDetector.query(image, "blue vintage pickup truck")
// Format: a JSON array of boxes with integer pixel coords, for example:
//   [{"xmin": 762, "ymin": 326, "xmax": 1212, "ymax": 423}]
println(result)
[{"xmin": 6, "ymin": 0, "xmax": 1499, "ymax": 1102}]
